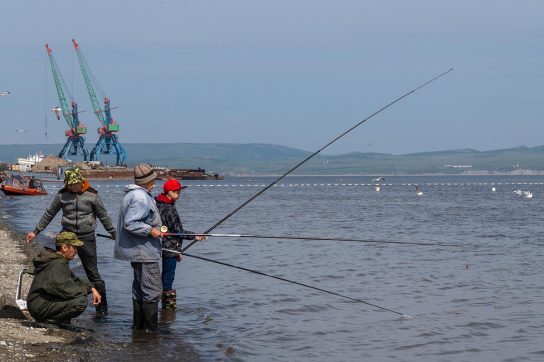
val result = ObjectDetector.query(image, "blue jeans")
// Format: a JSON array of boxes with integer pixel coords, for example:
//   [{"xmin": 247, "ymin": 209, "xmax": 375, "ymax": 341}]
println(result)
[{"xmin": 161, "ymin": 257, "xmax": 178, "ymax": 291}]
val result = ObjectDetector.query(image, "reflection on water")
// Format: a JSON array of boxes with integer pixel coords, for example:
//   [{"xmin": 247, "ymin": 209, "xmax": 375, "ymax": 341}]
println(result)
[{"xmin": 2, "ymin": 175, "xmax": 544, "ymax": 361}]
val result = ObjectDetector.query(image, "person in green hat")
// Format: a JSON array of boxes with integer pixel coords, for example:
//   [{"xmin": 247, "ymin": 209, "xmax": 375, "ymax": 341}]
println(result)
[
  {"xmin": 26, "ymin": 167, "xmax": 116, "ymax": 316},
  {"xmin": 27, "ymin": 232, "xmax": 101, "ymax": 327}
]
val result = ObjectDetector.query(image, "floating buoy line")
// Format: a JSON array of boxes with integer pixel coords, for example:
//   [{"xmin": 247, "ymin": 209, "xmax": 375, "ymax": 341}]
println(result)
[{"xmin": 48, "ymin": 181, "xmax": 544, "ymax": 189}]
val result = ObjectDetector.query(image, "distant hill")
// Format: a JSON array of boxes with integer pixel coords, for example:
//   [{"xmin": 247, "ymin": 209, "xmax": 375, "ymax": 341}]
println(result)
[{"xmin": 0, "ymin": 143, "xmax": 542, "ymax": 175}]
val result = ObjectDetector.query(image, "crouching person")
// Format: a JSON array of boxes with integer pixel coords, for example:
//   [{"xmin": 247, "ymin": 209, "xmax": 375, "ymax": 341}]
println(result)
[{"xmin": 27, "ymin": 232, "xmax": 101, "ymax": 327}]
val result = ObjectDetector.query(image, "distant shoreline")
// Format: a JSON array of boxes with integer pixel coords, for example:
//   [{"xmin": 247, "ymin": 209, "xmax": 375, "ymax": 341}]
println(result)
[{"xmin": 26, "ymin": 169, "xmax": 544, "ymax": 180}]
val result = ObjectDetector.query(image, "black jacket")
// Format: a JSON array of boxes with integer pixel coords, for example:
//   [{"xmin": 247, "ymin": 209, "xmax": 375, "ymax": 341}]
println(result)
[{"xmin": 155, "ymin": 195, "xmax": 195, "ymax": 258}]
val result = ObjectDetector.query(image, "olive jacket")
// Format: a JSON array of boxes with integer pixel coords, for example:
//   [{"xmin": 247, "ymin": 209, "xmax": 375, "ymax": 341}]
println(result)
[{"xmin": 27, "ymin": 248, "xmax": 93, "ymax": 320}]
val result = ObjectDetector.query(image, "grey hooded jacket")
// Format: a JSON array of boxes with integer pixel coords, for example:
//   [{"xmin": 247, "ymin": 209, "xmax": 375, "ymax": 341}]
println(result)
[{"xmin": 114, "ymin": 184, "xmax": 162, "ymax": 262}]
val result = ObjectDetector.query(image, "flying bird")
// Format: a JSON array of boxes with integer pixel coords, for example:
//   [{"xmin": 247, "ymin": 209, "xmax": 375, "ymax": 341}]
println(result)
[
  {"xmin": 16, "ymin": 129, "xmax": 28, "ymax": 133},
  {"xmin": 52, "ymin": 107, "xmax": 61, "ymax": 120},
  {"xmin": 0, "ymin": 91, "xmax": 10, "ymax": 96}
]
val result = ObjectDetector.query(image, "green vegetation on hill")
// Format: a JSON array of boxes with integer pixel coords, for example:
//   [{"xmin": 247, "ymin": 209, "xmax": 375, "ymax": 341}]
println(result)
[{"xmin": 0, "ymin": 143, "xmax": 542, "ymax": 175}]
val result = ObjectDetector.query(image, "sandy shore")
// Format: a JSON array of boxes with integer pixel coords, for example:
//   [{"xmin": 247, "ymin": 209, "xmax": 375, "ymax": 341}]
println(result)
[{"xmin": 0, "ymin": 224, "xmax": 118, "ymax": 361}]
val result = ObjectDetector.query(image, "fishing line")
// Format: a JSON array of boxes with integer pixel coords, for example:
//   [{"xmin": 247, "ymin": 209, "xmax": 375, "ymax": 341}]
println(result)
[
  {"xmin": 162, "ymin": 232, "xmax": 461, "ymax": 248},
  {"xmin": 162, "ymin": 248, "xmax": 413, "ymax": 319},
  {"xmin": 182, "ymin": 68, "xmax": 454, "ymax": 253}
]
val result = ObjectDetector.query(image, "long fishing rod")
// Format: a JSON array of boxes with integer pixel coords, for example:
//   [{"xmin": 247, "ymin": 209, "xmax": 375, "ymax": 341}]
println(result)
[
  {"xmin": 162, "ymin": 232, "xmax": 460, "ymax": 248},
  {"xmin": 162, "ymin": 248, "xmax": 413, "ymax": 319},
  {"xmin": 182, "ymin": 68, "xmax": 454, "ymax": 254},
  {"xmin": 95, "ymin": 232, "xmax": 410, "ymax": 316}
]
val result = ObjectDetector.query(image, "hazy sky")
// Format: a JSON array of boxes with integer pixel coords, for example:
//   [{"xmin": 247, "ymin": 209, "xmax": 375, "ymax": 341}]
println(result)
[{"xmin": 1, "ymin": 1, "xmax": 543, "ymax": 154}]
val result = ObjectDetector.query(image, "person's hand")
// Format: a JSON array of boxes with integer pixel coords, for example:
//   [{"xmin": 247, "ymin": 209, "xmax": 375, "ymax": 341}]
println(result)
[
  {"xmin": 110, "ymin": 231, "xmax": 117, "ymax": 240},
  {"xmin": 150, "ymin": 228, "xmax": 163, "ymax": 238},
  {"xmin": 91, "ymin": 288, "xmax": 101, "ymax": 305},
  {"xmin": 176, "ymin": 254, "xmax": 182, "ymax": 262},
  {"xmin": 26, "ymin": 232, "xmax": 36, "ymax": 243},
  {"xmin": 195, "ymin": 235, "xmax": 208, "ymax": 241}
]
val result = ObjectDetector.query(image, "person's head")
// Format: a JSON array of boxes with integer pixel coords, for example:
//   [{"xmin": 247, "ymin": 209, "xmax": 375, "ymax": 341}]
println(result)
[
  {"xmin": 162, "ymin": 179, "xmax": 187, "ymax": 202},
  {"xmin": 64, "ymin": 168, "xmax": 85, "ymax": 193},
  {"xmin": 55, "ymin": 231, "xmax": 83, "ymax": 261},
  {"xmin": 134, "ymin": 163, "xmax": 157, "ymax": 192}
]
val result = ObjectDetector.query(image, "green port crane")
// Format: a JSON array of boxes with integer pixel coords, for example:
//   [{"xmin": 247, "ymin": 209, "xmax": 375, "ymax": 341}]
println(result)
[
  {"xmin": 72, "ymin": 39, "xmax": 127, "ymax": 166},
  {"xmin": 45, "ymin": 43, "xmax": 89, "ymax": 161}
]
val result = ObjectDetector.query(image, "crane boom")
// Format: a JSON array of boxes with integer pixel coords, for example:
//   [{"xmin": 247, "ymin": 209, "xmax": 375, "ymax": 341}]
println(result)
[
  {"xmin": 72, "ymin": 39, "xmax": 107, "ymax": 128},
  {"xmin": 45, "ymin": 44, "xmax": 74, "ymax": 129},
  {"xmin": 72, "ymin": 38, "xmax": 126, "ymax": 166},
  {"xmin": 45, "ymin": 43, "xmax": 89, "ymax": 161}
]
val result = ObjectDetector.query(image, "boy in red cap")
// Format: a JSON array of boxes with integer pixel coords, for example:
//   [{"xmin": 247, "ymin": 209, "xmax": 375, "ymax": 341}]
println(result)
[{"xmin": 155, "ymin": 179, "xmax": 205, "ymax": 309}]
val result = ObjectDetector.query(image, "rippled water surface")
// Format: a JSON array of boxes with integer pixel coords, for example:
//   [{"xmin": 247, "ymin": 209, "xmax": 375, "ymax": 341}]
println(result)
[{"xmin": 2, "ymin": 175, "xmax": 543, "ymax": 361}]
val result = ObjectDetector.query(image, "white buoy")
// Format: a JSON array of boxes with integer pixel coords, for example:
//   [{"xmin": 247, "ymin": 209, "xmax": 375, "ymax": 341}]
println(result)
[
  {"xmin": 491, "ymin": 187, "xmax": 496, "ymax": 192},
  {"xmin": 375, "ymin": 185, "xmax": 380, "ymax": 192}
]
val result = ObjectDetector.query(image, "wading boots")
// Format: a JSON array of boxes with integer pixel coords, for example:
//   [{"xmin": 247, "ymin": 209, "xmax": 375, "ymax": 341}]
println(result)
[{"xmin": 162, "ymin": 290, "xmax": 177, "ymax": 310}]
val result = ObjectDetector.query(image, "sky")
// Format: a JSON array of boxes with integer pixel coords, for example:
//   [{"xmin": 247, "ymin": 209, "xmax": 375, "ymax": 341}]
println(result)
[{"xmin": 1, "ymin": 1, "xmax": 543, "ymax": 155}]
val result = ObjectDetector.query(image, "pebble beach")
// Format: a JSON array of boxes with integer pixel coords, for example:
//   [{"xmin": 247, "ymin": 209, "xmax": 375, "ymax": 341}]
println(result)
[{"xmin": 0, "ymin": 224, "xmax": 116, "ymax": 361}]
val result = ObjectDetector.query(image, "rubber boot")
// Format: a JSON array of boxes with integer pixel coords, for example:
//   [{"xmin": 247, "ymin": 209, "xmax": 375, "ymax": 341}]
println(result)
[
  {"xmin": 162, "ymin": 290, "xmax": 177, "ymax": 310},
  {"xmin": 94, "ymin": 281, "xmax": 108, "ymax": 316},
  {"xmin": 142, "ymin": 301, "xmax": 158, "ymax": 332},
  {"xmin": 132, "ymin": 300, "xmax": 145, "ymax": 330},
  {"xmin": 95, "ymin": 302, "xmax": 108, "ymax": 317}
]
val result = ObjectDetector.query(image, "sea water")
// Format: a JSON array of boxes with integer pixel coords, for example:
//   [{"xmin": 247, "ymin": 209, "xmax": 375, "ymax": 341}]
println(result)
[{"xmin": 1, "ymin": 175, "xmax": 543, "ymax": 361}]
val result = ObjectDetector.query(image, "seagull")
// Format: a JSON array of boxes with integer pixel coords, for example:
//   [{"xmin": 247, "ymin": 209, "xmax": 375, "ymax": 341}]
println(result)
[
  {"xmin": 415, "ymin": 186, "xmax": 423, "ymax": 196},
  {"xmin": 372, "ymin": 177, "xmax": 385, "ymax": 182},
  {"xmin": 0, "ymin": 91, "xmax": 10, "ymax": 96},
  {"xmin": 52, "ymin": 107, "xmax": 62, "ymax": 120},
  {"xmin": 513, "ymin": 190, "xmax": 533, "ymax": 199},
  {"xmin": 15, "ymin": 129, "xmax": 28, "ymax": 133}
]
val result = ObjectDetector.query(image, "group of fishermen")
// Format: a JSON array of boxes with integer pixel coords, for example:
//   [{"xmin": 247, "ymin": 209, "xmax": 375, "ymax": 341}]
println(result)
[{"xmin": 25, "ymin": 164, "xmax": 205, "ymax": 332}]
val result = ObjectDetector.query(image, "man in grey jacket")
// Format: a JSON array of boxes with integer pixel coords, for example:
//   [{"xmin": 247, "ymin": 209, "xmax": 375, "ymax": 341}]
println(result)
[
  {"xmin": 114, "ymin": 163, "xmax": 163, "ymax": 332},
  {"xmin": 27, "ymin": 168, "xmax": 115, "ymax": 316}
]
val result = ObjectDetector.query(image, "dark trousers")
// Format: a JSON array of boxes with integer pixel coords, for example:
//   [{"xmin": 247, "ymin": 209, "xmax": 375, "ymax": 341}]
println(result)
[
  {"xmin": 77, "ymin": 235, "xmax": 107, "ymax": 310},
  {"xmin": 161, "ymin": 257, "xmax": 178, "ymax": 291},
  {"xmin": 29, "ymin": 294, "xmax": 88, "ymax": 323}
]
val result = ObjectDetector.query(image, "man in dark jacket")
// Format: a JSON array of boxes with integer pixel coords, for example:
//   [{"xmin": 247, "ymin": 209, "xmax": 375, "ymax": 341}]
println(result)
[
  {"xmin": 27, "ymin": 232, "xmax": 101, "ymax": 326},
  {"xmin": 26, "ymin": 168, "xmax": 115, "ymax": 315}
]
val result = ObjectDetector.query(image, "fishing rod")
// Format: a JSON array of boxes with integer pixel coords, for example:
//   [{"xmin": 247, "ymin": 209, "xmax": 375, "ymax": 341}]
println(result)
[
  {"xmin": 162, "ymin": 232, "xmax": 461, "ymax": 248},
  {"xmin": 182, "ymin": 68, "xmax": 454, "ymax": 254},
  {"xmin": 162, "ymin": 248, "xmax": 413, "ymax": 319}
]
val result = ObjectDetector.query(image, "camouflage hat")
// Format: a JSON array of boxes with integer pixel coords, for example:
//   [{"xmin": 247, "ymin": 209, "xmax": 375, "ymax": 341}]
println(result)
[
  {"xmin": 55, "ymin": 231, "xmax": 84, "ymax": 247},
  {"xmin": 64, "ymin": 168, "xmax": 84, "ymax": 185}
]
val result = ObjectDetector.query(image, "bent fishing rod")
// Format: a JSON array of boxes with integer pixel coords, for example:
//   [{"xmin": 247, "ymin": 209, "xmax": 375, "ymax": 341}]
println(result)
[
  {"xmin": 161, "ymin": 232, "xmax": 461, "ymax": 248},
  {"xmin": 161, "ymin": 247, "xmax": 413, "ymax": 319},
  {"xmin": 182, "ymin": 68, "xmax": 454, "ymax": 254}
]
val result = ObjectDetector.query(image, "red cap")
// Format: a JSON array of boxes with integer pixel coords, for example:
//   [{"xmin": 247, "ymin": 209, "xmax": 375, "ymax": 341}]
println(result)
[{"xmin": 163, "ymin": 179, "xmax": 187, "ymax": 193}]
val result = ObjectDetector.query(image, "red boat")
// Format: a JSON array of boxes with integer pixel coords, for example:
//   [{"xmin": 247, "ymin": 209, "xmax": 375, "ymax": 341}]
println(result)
[{"xmin": 0, "ymin": 175, "xmax": 47, "ymax": 196}]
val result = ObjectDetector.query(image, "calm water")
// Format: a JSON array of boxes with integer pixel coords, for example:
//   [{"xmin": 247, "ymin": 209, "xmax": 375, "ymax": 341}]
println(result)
[{"xmin": 1, "ymin": 175, "xmax": 543, "ymax": 361}]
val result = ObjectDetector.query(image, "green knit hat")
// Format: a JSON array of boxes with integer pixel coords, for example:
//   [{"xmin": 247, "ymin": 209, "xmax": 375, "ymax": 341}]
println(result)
[{"xmin": 64, "ymin": 168, "xmax": 84, "ymax": 185}]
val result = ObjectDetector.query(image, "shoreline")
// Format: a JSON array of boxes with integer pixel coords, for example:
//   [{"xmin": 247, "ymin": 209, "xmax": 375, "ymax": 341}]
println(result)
[
  {"xmin": 29, "ymin": 171, "xmax": 544, "ymax": 180},
  {"xmin": 0, "ymin": 223, "xmax": 122, "ymax": 361}
]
